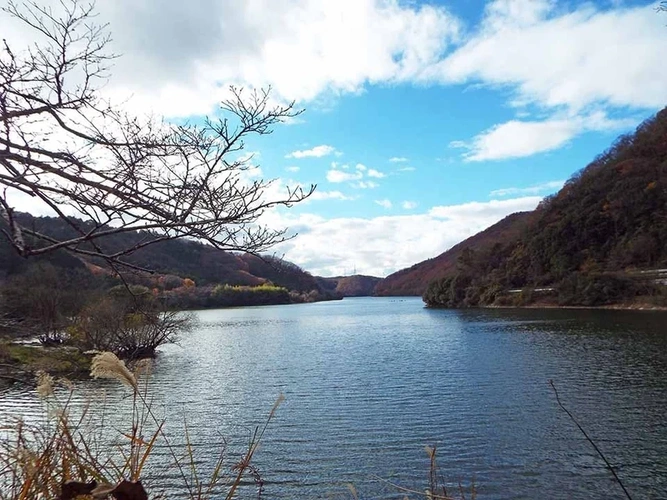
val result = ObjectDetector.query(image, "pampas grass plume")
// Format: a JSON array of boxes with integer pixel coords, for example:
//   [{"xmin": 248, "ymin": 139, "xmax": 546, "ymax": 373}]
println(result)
[
  {"xmin": 90, "ymin": 352, "xmax": 137, "ymax": 390},
  {"xmin": 35, "ymin": 370, "xmax": 54, "ymax": 398}
]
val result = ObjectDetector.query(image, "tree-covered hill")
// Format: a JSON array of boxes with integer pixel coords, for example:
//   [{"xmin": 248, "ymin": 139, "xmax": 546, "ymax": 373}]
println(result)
[
  {"xmin": 0, "ymin": 213, "xmax": 338, "ymax": 301},
  {"xmin": 317, "ymin": 275, "xmax": 382, "ymax": 297},
  {"xmin": 423, "ymin": 107, "xmax": 667, "ymax": 308},
  {"xmin": 374, "ymin": 212, "xmax": 533, "ymax": 296}
]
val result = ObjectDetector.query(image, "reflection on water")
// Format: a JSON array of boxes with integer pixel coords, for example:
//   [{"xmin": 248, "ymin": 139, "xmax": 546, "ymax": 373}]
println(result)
[{"xmin": 2, "ymin": 298, "xmax": 667, "ymax": 499}]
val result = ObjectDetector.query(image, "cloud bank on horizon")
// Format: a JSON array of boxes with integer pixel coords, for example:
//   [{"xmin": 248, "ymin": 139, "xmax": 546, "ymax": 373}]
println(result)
[{"xmin": 3, "ymin": 0, "xmax": 666, "ymax": 277}]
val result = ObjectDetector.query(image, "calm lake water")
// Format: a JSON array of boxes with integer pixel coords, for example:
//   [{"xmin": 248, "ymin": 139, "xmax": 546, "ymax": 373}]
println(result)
[{"xmin": 2, "ymin": 297, "xmax": 667, "ymax": 499}]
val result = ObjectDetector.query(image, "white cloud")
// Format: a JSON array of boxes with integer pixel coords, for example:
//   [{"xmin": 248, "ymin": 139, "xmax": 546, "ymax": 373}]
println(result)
[
  {"xmin": 327, "ymin": 163, "xmax": 385, "ymax": 186},
  {"xmin": 4, "ymin": 0, "xmax": 662, "ymax": 175},
  {"xmin": 375, "ymin": 199, "xmax": 393, "ymax": 209},
  {"xmin": 5, "ymin": 189, "xmax": 74, "ymax": 218},
  {"xmin": 398, "ymin": 166, "xmax": 416, "ymax": 172},
  {"xmin": 455, "ymin": 112, "xmax": 636, "ymax": 161},
  {"xmin": 269, "ymin": 195, "xmax": 542, "ymax": 277},
  {"xmin": 327, "ymin": 169, "xmax": 363, "ymax": 183},
  {"xmin": 286, "ymin": 145, "xmax": 337, "ymax": 159},
  {"xmin": 490, "ymin": 180, "xmax": 565, "ymax": 197},
  {"xmin": 459, "ymin": 118, "xmax": 577, "ymax": 161},
  {"xmin": 428, "ymin": 1, "xmax": 667, "ymax": 111},
  {"xmin": 285, "ymin": 166, "xmax": 300, "ymax": 172},
  {"xmin": 0, "ymin": 0, "xmax": 459, "ymax": 118},
  {"xmin": 354, "ymin": 181, "xmax": 379, "ymax": 189},
  {"xmin": 237, "ymin": 151, "xmax": 261, "ymax": 164},
  {"xmin": 482, "ymin": 0, "xmax": 554, "ymax": 31},
  {"xmin": 367, "ymin": 168, "xmax": 386, "ymax": 178},
  {"xmin": 281, "ymin": 116, "xmax": 306, "ymax": 126},
  {"xmin": 4, "ymin": 0, "xmax": 664, "ymax": 127},
  {"xmin": 428, "ymin": 196, "xmax": 541, "ymax": 220},
  {"xmin": 243, "ymin": 166, "xmax": 264, "ymax": 179},
  {"xmin": 427, "ymin": 1, "xmax": 667, "ymax": 161},
  {"xmin": 308, "ymin": 190, "xmax": 353, "ymax": 201},
  {"xmin": 402, "ymin": 201, "xmax": 417, "ymax": 209}
]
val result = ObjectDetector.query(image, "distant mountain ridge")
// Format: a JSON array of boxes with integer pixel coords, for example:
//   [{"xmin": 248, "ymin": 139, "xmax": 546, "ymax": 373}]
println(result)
[
  {"xmin": 0, "ymin": 213, "xmax": 381, "ymax": 299},
  {"xmin": 374, "ymin": 212, "xmax": 533, "ymax": 296},
  {"xmin": 0, "ymin": 213, "xmax": 328, "ymax": 294}
]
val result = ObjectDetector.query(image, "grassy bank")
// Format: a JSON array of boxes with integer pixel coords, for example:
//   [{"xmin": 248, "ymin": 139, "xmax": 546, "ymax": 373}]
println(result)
[{"xmin": 0, "ymin": 342, "xmax": 91, "ymax": 385}]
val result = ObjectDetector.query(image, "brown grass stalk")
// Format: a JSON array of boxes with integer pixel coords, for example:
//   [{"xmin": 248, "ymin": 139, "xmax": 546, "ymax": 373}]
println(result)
[{"xmin": 0, "ymin": 352, "xmax": 282, "ymax": 500}]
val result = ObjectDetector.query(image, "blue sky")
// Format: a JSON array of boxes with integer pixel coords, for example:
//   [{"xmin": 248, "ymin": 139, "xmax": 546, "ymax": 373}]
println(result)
[
  {"xmin": 249, "ymin": 82, "xmax": 635, "ymax": 214},
  {"xmin": 4, "ymin": 0, "xmax": 667, "ymax": 277}
]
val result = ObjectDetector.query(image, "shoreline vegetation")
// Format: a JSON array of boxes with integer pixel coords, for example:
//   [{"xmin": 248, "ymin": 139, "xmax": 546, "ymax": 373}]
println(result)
[
  {"xmin": 0, "ymin": 257, "xmax": 344, "ymax": 385},
  {"xmin": 0, "ymin": 285, "xmax": 338, "ymax": 387},
  {"xmin": 417, "ymin": 108, "xmax": 667, "ymax": 309},
  {"xmin": 1, "ymin": 352, "xmax": 289, "ymax": 500},
  {"xmin": 425, "ymin": 300, "xmax": 667, "ymax": 312}
]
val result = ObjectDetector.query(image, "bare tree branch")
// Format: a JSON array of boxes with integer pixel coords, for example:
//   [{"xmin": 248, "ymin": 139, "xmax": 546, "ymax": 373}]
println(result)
[
  {"xmin": 549, "ymin": 380, "xmax": 633, "ymax": 500},
  {"xmin": 0, "ymin": 0, "xmax": 314, "ymax": 268}
]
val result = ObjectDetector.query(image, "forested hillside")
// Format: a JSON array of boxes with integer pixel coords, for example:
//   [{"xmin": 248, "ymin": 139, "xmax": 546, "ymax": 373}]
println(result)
[
  {"xmin": 374, "ymin": 212, "xmax": 532, "ymax": 296},
  {"xmin": 424, "ymin": 107, "xmax": 667, "ymax": 308},
  {"xmin": 0, "ymin": 213, "xmax": 340, "ymax": 306},
  {"xmin": 2, "ymin": 213, "xmax": 318, "ymax": 286},
  {"xmin": 318, "ymin": 275, "xmax": 382, "ymax": 297}
]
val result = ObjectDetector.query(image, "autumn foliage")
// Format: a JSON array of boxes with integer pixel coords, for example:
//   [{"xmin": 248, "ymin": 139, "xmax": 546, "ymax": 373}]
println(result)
[{"xmin": 420, "ymin": 107, "xmax": 667, "ymax": 308}]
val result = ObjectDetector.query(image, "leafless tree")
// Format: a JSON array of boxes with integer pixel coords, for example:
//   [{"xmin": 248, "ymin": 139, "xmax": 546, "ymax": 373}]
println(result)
[
  {"xmin": 0, "ymin": 0, "xmax": 314, "ymax": 269},
  {"xmin": 73, "ymin": 294, "xmax": 194, "ymax": 359}
]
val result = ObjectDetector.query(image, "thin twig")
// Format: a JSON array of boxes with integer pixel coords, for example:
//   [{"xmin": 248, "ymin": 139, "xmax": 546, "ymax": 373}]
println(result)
[{"xmin": 549, "ymin": 380, "xmax": 632, "ymax": 500}]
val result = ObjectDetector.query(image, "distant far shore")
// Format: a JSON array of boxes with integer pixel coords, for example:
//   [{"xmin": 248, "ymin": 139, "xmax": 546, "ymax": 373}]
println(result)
[
  {"xmin": 424, "ymin": 301, "xmax": 667, "ymax": 312},
  {"xmin": 485, "ymin": 302, "xmax": 667, "ymax": 312}
]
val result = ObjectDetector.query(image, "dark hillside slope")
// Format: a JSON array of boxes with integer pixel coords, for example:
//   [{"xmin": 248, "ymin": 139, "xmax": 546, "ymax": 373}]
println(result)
[
  {"xmin": 1, "ymin": 214, "xmax": 334, "ymax": 297},
  {"xmin": 521, "ymin": 109, "xmax": 667, "ymax": 282},
  {"xmin": 424, "ymin": 107, "xmax": 667, "ymax": 308},
  {"xmin": 374, "ymin": 212, "xmax": 532, "ymax": 296},
  {"xmin": 240, "ymin": 254, "xmax": 325, "ymax": 293}
]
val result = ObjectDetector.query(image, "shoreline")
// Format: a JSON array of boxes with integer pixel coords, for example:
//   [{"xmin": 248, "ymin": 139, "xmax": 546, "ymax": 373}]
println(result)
[
  {"xmin": 485, "ymin": 303, "xmax": 667, "ymax": 312},
  {"xmin": 377, "ymin": 294, "xmax": 667, "ymax": 312},
  {"xmin": 424, "ymin": 301, "xmax": 667, "ymax": 312},
  {"xmin": 0, "ymin": 343, "xmax": 92, "ymax": 389}
]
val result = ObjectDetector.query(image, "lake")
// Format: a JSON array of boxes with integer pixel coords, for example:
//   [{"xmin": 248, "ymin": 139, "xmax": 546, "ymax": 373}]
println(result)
[{"xmin": 2, "ymin": 297, "xmax": 667, "ymax": 499}]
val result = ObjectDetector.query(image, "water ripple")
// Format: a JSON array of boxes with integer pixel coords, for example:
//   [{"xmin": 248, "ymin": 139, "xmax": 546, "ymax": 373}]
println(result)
[{"xmin": 2, "ymin": 298, "xmax": 667, "ymax": 499}]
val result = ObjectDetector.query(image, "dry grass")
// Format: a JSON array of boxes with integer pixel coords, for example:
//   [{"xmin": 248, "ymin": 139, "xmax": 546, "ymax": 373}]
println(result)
[
  {"xmin": 0, "ymin": 352, "xmax": 282, "ymax": 500},
  {"xmin": 2, "ymin": 354, "xmax": 474, "ymax": 499},
  {"xmin": 359, "ymin": 445, "xmax": 477, "ymax": 500}
]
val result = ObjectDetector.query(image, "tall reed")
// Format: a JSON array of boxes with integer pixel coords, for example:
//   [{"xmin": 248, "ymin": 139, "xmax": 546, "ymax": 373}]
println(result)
[
  {"xmin": 2, "ymin": 355, "xmax": 474, "ymax": 499},
  {"xmin": 0, "ymin": 353, "xmax": 282, "ymax": 499}
]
